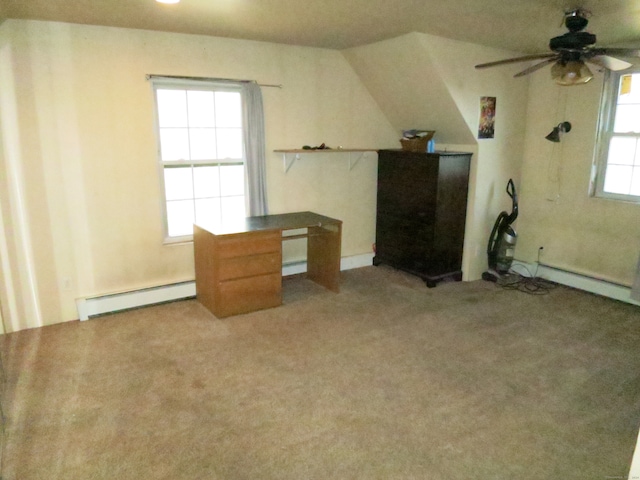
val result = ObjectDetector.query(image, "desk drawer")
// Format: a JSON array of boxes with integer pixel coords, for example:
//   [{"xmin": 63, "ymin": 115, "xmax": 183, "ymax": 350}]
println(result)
[
  {"xmin": 218, "ymin": 252, "xmax": 281, "ymax": 281},
  {"xmin": 217, "ymin": 272, "xmax": 282, "ymax": 317},
  {"xmin": 216, "ymin": 232, "xmax": 281, "ymax": 258}
]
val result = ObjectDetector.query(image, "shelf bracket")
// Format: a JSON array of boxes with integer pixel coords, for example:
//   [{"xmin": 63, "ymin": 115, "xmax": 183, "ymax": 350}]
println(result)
[
  {"xmin": 276, "ymin": 149, "xmax": 375, "ymax": 172},
  {"xmin": 282, "ymin": 153, "xmax": 300, "ymax": 173}
]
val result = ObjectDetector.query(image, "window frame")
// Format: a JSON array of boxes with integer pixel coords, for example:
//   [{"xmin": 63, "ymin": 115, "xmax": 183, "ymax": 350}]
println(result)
[
  {"xmin": 151, "ymin": 78, "xmax": 247, "ymax": 243},
  {"xmin": 593, "ymin": 67, "xmax": 640, "ymax": 203}
]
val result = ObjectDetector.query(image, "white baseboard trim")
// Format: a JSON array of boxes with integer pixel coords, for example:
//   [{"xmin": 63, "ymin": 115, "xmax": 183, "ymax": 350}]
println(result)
[
  {"xmin": 512, "ymin": 261, "xmax": 640, "ymax": 307},
  {"xmin": 629, "ymin": 427, "xmax": 640, "ymax": 480},
  {"xmin": 76, "ymin": 253, "xmax": 375, "ymax": 320},
  {"xmin": 341, "ymin": 252, "xmax": 375, "ymax": 271},
  {"xmin": 76, "ymin": 281, "xmax": 196, "ymax": 321}
]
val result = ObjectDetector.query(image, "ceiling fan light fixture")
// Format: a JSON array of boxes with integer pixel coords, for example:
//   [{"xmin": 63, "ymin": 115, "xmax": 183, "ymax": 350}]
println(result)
[
  {"xmin": 551, "ymin": 60, "xmax": 594, "ymax": 86},
  {"xmin": 156, "ymin": 0, "xmax": 180, "ymax": 4},
  {"xmin": 475, "ymin": 10, "xmax": 640, "ymax": 85}
]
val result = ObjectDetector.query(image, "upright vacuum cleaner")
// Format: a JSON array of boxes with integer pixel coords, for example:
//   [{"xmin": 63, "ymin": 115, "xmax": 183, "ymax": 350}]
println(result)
[{"xmin": 482, "ymin": 179, "xmax": 518, "ymax": 282}]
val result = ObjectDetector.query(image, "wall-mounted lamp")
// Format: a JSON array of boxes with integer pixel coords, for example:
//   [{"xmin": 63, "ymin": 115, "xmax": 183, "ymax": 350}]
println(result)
[{"xmin": 545, "ymin": 121, "xmax": 572, "ymax": 142}]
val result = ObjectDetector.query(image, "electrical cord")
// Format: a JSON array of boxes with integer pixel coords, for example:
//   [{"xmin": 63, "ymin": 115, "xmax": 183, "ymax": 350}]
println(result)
[{"xmin": 497, "ymin": 263, "xmax": 558, "ymax": 295}]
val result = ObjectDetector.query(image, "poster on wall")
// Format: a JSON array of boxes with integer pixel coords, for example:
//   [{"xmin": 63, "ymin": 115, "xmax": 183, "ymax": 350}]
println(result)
[{"xmin": 478, "ymin": 96, "xmax": 496, "ymax": 139}]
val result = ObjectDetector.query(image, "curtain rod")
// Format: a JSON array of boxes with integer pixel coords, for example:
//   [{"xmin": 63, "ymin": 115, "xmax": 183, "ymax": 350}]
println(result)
[{"xmin": 146, "ymin": 74, "xmax": 282, "ymax": 89}]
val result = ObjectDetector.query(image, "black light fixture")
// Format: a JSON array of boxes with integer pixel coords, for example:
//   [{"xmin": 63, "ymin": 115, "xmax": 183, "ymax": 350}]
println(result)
[{"xmin": 545, "ymin": 121, "xmax": 572, "ymax": 142}]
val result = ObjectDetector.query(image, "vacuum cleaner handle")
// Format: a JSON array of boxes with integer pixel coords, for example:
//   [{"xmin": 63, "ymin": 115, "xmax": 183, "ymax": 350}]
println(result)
[
  {"xmin": 487, "ymin": 211, "xmax": 508, "ymax": 256},
  {"xmin": 506, "ymin": 179, "xmax": 517, "ymax": 201},
  {"xmin": 506, "ymin": 179, "xmax": 518, "ymax": 224}
]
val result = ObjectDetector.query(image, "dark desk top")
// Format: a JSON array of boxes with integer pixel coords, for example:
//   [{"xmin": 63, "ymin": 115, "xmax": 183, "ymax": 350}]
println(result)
[{"xmin": 195, "ymin": 211, "xmax": 342, "ymax": 236}]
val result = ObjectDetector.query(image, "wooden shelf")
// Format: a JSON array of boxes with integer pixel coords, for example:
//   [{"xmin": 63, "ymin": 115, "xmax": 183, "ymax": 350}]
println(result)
[
  {"xmin": 273, "ymin": 149, "xmax": 377, "ymax": 172},
  {"xmin": 274, "ymin": 148, "xmax": 374, "ymax": 154}
]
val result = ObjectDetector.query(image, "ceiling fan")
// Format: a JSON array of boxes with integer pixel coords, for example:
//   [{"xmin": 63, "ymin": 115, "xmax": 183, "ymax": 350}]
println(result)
[{"xmin": 475, "ymin": 9, "xmax": 640, "ymax": 85}]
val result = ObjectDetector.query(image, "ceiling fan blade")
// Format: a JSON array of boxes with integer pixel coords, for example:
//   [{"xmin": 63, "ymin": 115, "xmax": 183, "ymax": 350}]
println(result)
[
  {"xmin": 475, "ymin": 53, "xmax": 557, "ymax": 69},
  {"xmin": 586, "ymin": 55, "xmax": 632, "ymax": 71},
  {"xmin": 513, "ymin": 57, "xmax": 559, "ymax": 77},
  {"xmin": 591, "ymin": 47, "xmax": 640, "ymax": 59}
]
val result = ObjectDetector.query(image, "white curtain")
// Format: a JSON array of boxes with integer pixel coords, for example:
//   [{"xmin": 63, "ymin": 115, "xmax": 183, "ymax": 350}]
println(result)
[{"xmin": 242, "ymin": 82, "xmax": 268, "ymax": 216}]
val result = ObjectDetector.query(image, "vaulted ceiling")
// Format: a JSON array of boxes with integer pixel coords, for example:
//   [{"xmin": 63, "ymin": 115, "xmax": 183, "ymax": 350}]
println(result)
[{"xmin": 1, "ymin": 0, "xmax": 640, "ymax": 52}]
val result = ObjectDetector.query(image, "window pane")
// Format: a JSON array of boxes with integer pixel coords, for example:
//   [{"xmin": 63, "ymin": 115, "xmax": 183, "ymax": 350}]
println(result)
[
  {"xmin": 603, "ymin": 165, "xmax": 633, "ymax": 194},
  {"xmin": 160, "ymin": 128, "xmax": 190, "ymax": 161},
  {"xmin": 193, "ymin": 166, "xmax": 220, "ymax": 199},
  {"xmin": 189, "ymin": 128, "xmax": 216, "ymax": 160},
  {"xmin": 157, "ymin": 90, "xmax": 187, "ymax": 128},
  {"xmin": 631, "ymin": 167, "xmax": 640, "ymax": 196},
  {"xmin": 220, "ymin": 165, "xmax": 245, "ymax": 196},
  {"xmin": 166, "ymin": 199, "xmax": 195, "ymax": 237},
  {"xmin": 613, "ymin": 104, "xmax": 640, "ymax": 133},
  {"xmin": 154, "ymin": 83, "xmax": 248, "ymax": 238},
  {"xmin": 187, "ymin": 91, "xmax": 215, "ymax": 127},
  {"xmin": 216, "ymin": 128, "xmax": 243, "ymax": 159},
  {"xmin": 618, "ymin": 74, "xmax": 640, "ymax": 104},
  {"xmin": 215, "ymin": 91, "xmax": 242, "ymax": 127},
  {"xmin": 221, "ymin": 196, "xmax": 246, "ymax": 223},
  {"xmin": 195, "ymin": 198, "xmax": 221, "ymax": 228},
  {"xmin": 607, "ymin": 137, "xmax": 637, "ymax": 166},
  {"xmin": 164, "ymin": 167, "xmax": 193, "ymax": 201}
]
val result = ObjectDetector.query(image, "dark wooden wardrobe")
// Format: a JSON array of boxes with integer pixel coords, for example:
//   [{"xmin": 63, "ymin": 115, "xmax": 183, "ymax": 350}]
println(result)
[{"xmin": 374, "ymin": 149, "xmax": 471, "ymax": 287}]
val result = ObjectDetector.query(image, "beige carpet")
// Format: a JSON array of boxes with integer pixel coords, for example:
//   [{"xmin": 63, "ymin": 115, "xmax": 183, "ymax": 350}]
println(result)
[{"xmin": 1, "ymin": 266, "xmax": 639, "ymax": 479}]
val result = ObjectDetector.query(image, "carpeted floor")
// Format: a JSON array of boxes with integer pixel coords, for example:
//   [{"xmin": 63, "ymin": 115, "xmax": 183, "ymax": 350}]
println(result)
[{"xmin": 0, "ymin": 265, "xmax": 638, "ymax": 479}]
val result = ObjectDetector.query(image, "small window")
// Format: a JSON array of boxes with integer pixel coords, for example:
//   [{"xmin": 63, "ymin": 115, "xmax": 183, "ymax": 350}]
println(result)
[
  {"xmin": 152, "ymin": 80, "xmax": 246, "ymax": 241},
  {"xmin": 594, "ymin": 69, "xmax": 640, "ymax": 202}
]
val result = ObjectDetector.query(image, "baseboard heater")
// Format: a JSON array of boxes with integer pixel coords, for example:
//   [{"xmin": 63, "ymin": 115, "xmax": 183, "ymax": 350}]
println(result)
[
  {"xmin": 76, "ymin": 253, "xmax": 375, "ymax": 320},
  {"xmin": 75, "ymin": 281, "xmax": 196, "ymax": 321},
  {"xmin": 512, "ymin": 260, "xmax": 640, "ymax": 307}
]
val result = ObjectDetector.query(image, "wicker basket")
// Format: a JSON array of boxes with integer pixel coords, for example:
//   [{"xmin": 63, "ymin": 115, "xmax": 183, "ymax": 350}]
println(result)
[{"xmin": 399, "ymin": 131, "xmax": 435, "ymax": 152}]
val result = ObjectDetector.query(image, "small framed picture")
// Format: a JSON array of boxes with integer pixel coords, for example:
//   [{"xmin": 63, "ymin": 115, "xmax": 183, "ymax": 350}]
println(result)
[{"xmin": 478, "ymin": 96, "xmax": 496, "ymax": 139}]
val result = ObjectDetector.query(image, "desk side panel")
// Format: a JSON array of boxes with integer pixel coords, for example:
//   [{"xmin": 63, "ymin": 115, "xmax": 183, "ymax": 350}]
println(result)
[
  {"xmin": 307, "ymin": 222, "xmax": 342, "ymax": 293},
  {"xmin": 194, "ymin": 225, "xmax": 218, "ymax": 315}
]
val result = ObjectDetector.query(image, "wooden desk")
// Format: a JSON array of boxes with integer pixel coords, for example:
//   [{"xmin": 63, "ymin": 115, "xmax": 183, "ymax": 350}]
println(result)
[{"xmin": 194, "ymin": 211, "xmax": 342, "ymax": 318}]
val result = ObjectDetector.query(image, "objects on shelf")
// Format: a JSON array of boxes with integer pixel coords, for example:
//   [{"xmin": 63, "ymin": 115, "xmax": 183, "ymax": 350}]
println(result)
[
  {"xmin": 302, "ymin": 143, "xmax": 330, "ymax": 150},
  {"xmin": 400, "ymin": 130, "xmax": 436, "ymax": 153}
]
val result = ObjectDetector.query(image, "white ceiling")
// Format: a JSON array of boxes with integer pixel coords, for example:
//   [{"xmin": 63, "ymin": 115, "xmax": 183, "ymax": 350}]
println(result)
[{"xmin": 1, "ymin": 0, "xmax": 640, "ymax": 53}]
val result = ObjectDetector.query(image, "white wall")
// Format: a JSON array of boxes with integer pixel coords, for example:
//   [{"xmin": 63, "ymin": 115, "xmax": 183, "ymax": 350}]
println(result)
[
  {"xmin": 343, "ymin": 33, "xmax": 530, "ymax": 281},
  {"xmin": 517, "ymin": 69, "xmax": 640, "ymax": 286},
  {"xmin": 0, "ymin": 20, "xmax": 398, "ymax": 331},
  {"xmin": 3, "ymin": 18, "xmax": 636, "ymax": 332}
]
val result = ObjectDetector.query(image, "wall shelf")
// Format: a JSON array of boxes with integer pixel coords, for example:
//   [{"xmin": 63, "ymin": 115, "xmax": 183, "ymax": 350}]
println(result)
[{"xmin": 274, "ymin": 149, "xmax": 376, "ymax": 173}]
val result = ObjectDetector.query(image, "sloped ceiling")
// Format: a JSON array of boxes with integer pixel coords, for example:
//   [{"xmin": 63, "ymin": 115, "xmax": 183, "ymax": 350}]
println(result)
[
  {"xmin": 343, "ymin": 34, "xmax": 477, "ymax": 145},
  {"xmin": 1, "ymin": 0, "xmax": 640, "ymax": 52}
]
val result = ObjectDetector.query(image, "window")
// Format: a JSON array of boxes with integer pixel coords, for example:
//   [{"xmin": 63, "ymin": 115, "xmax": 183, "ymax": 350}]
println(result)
[
  {"xmin": 594, "ymin": 69, "xmax": 640, "ymax": 202},
  {"xmin": 152, "ymin": 80, "xmax": 246, "ymax": 241}
]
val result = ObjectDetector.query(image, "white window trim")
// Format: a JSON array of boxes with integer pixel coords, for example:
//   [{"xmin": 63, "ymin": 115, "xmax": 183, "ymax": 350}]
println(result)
[
  {"xmin": 150, "ymin": 78, "xmax": 246, "ymax": 244},
  {"xmin": 592, "ymin": 68, "xmax": 640, "ymax": 203}
]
